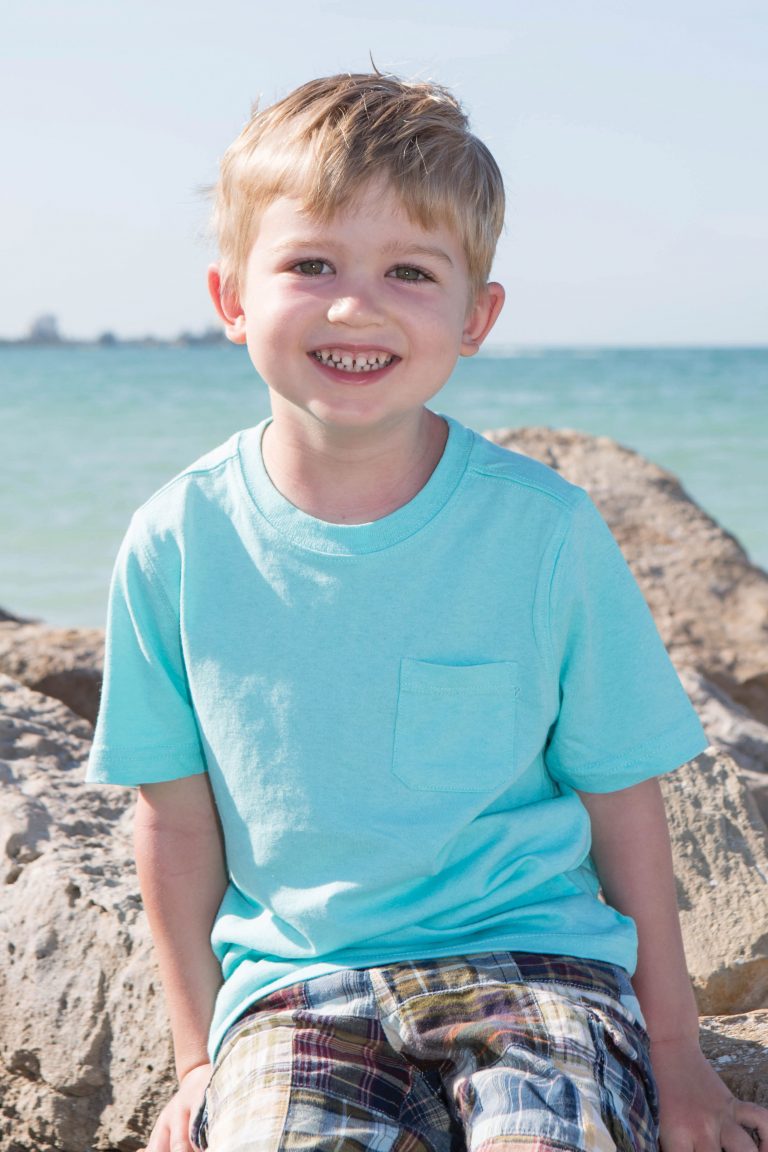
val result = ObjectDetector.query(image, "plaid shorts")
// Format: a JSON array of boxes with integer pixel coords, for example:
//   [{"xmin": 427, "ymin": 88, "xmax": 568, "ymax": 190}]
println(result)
[{"xmin": 192, "ymin": 952, "xmax": 659, "ymax": 1152}]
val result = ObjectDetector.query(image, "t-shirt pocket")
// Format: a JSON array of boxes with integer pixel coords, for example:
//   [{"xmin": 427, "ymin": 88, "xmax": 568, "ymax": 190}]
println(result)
[{"xmin": 392, "ymin": 658, "xmax": 518, "ymax": 792}]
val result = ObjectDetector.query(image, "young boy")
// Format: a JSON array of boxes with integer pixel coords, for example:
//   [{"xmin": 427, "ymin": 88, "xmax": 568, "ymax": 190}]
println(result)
[{"xmin": 87, "ymin": 73, "xmax": 767, "ymax": 1152}]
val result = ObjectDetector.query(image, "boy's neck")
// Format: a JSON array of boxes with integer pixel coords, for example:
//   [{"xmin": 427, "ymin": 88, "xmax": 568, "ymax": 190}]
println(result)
[{"xmin": 260, "ymin": 409, "xmax": 449, "ymax": 525}]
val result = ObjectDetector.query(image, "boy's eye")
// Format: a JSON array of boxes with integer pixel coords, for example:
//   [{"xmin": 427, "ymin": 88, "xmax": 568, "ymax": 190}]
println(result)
[
  {"xmin": 389, "ymin": 265, "xmax": 431, "ymax": 282},
  {"xmin": 294, "ymin": 260, "xmax": 331, "ymax": 276}
]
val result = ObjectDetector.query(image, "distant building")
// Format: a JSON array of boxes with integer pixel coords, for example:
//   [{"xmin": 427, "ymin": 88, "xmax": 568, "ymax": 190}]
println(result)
[
  {"xmin": 28, "ymin": 314, "xmax": 62, "ymax": 344},
  {"xmin": 177, "ymin": 326, "xmax": 227, "ymax": 347}
]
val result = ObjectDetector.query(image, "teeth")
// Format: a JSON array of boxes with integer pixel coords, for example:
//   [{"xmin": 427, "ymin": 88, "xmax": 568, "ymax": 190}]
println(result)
[{"xmin": 313, "ymin": 348, "xmax": 394, "ymax": 372}]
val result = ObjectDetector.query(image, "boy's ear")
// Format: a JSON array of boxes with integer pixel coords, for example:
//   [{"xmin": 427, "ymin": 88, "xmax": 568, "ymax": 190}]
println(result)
[
  {"xmin": 207, "ymin": 265, "xmax": 247, "ymax": 345},
  {"xmin": 460, "ymin": 282, "xmax": 505, "ymax": 357}
]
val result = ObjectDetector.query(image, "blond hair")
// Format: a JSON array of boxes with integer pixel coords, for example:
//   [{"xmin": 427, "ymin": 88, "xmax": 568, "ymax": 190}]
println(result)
[{"xmin": 213, "ymin": 71, "xmax": 505, "ymax": 300}]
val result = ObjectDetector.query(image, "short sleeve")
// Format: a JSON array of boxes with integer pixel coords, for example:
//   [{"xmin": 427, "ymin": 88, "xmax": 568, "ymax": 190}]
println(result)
[
  {"xmin": 86, "ymin": 516, "xmax": 207, "ymax": 786},
  {"xmin": 544, "ymin": 493, "xmax": 708, "ymax": 792}
]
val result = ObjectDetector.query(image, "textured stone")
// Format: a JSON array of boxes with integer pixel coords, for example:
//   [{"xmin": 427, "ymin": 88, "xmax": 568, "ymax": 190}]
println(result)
[
  {"xmin": 0, "ymin": 606, "xmax": 31, "ymax": 624},
  {"xmin": 699, "ymin": 1011, "xmax": 768, "ymax": 1106},
  {"xmin": 0, "ymin": 619, "xmax": 104, "ymax": 725},
  {"xmin": 739, "ymin": 768, "xmax": 768, "ymax": 830},
  {"xmin": 680, "ymin": 669, "xmax": 768, "ymax": 777},
  {"xmin": 0, "ymin": 675, "xmax": 174, "ymax": 1151},
  {"xmin": 661, "ymin": 749, "xmax": 768, "ymax": 1016}
]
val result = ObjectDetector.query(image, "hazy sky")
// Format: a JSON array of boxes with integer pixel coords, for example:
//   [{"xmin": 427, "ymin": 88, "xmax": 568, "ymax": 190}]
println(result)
[{"xmin": 3, "ymin": 0, "xmax": 767, "ymax": 346}]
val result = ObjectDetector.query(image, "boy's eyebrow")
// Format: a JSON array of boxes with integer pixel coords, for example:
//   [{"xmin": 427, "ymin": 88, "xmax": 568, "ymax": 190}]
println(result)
[
  {"xmin": 268, "ymin": 238, "xmax": 327, "ymax": 256},
  {"xmin": 380, "ymin": 242, "xmax": 454, "ymax": 267}
]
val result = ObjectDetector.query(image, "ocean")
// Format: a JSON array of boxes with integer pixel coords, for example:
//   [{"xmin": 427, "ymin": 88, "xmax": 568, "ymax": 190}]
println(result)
[{"xmin": 2, "ymin": 345, "xmax": 766, "ymax": 628}]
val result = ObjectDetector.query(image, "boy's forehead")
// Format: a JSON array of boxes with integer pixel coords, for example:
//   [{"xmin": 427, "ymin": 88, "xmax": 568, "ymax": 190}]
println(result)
[
  {"xmin": 251, "ymin": 180, "xmax": 464, "ymax": 256},
  {"xmin": 267, "ymin": 180, "xmax": 409, "ymax": 228}
]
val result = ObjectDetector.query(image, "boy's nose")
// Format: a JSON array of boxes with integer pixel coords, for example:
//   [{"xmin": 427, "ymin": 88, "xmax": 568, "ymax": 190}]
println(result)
[{"xmin": 326, "ymin": 289, "xmax": 384, "ymax": 327}]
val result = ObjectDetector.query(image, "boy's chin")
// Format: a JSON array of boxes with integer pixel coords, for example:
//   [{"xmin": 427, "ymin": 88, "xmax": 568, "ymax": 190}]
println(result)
[{"xmin": 270, "ymin": 396, "xmax": 434, "ymax": 435}]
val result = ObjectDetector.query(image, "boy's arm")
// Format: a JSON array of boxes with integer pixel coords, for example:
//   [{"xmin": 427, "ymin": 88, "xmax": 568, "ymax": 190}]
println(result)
[
  {"xmin": 134, "ymin": 774, "xmax": 227, "ymax": 1152},
  {"xmin": 577, "ymin": 777, "xmax": 768, "ymax": 1152}
]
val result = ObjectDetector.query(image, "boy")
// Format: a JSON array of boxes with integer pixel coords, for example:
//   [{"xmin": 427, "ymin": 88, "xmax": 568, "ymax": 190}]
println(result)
[{"xmin": 87, "ymin": 73, "xmax": 767, "ymax": 1152}]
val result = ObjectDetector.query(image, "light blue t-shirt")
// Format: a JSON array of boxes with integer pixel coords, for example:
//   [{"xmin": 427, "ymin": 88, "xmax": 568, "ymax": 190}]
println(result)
[{"xmin": 87, "ymin": 416, "xmax": 708, "ymax": 1058}]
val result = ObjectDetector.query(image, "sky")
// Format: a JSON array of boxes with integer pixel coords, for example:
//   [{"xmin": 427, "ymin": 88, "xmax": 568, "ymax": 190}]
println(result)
[{"xmin": 2, "ymin": 0, "xmax": 767, "ymax": 347}]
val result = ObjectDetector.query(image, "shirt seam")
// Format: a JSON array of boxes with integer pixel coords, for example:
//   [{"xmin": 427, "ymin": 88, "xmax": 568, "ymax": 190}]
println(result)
[
  {"xmin": 90, "ymin": 740, "xmax": 203, "ymax": 758},
  {"xmin": 550, "ymin": 716, "xmax": 707, "ymax": 781},
  {"xmin": 136, "ymin": 448, "xmax": 240, "ymax": 516},
  {"xmin": 467, "ymin": 462, "xmax": 581, "ymax": 511}
]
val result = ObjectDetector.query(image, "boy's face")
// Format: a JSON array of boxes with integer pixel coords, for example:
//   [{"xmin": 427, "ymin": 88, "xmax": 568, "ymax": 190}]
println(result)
[{"xmin": 210, "ymin": 180, "xmax": 503, "ymax": 437}]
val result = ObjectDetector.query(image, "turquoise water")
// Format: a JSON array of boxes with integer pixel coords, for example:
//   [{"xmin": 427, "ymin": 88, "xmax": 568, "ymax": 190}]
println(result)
[{"xmin": 2, "ymin": 345, "xmax": 766, "ymax": 627}]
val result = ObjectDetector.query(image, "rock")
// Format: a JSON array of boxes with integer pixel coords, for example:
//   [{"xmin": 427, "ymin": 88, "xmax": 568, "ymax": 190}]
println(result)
[
  {"xmin": 680, "ymin": 669, "xmax": 768, "ymax": 777},
  {"xmin": 699, "ymin": 1011, "xmax": 768, "ymax": 1106},
  {"xmin": 0, "ymin": 606, "xmax": 33, "ymax": 624},
  {"xmin": 0, "ymin": 675, "xmax": 175, "ymax": 1151},
  {"xmin": 731, "ymin": 672, "xmax": 768, "ymax": 727},
  {"xmin": 739, "ymin": 768, "xmax": 768, "ymax": 830},
  {"xmin": 0, "ymin": 618, "xmax": 104, "ymax": 725},
  {"xmin": 661, "ymin": 748, "xmax": 768, "ymax": 1016},
  {"xmin": 485, "ymin": 428, "xmax": 768, "ymax": 711}
]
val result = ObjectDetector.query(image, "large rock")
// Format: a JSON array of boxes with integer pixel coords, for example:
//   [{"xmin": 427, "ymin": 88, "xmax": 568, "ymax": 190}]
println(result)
[
  {"xmin": 680, "ymin": 669, "xmax": 768, "ymax": 780},
  {"xmin": 662, "ymin": 748, "xmax": 768, "ymax": 1016},
  {"xmin": 485, "ymin": 427, "xmax": 768, "ymax": 703},
  {"xmin": 0, "ymin": 675, "xmax": 175, "ymax": 1151},
  {"xmin": 0, "ymin": 618, "xmax": 104, "ymax": 725},
  {"xmin": 698, "ymin": 1011, "xmax": 768, "ymax": 1106},
  {"xmin": 0, "ymin": 607, "xmax": 31, "ymax": 624}
]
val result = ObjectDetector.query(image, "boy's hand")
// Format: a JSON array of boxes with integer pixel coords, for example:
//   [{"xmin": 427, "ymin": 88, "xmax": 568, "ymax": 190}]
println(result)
[
  {"xmin": 651, "ymin": 1037, "xmax": 767, "ymax": 1152},
  {"xmin": 143, "ymin": 1063, "xmax": 212, "ymax": 1152}
]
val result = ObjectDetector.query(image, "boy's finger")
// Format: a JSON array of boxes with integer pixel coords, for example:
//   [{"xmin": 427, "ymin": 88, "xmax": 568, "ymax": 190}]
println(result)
[
  {"xmin": 720, "ymin": 1119, "xmax": 762, "ymax": 1152},
  {"xmin": 170, "ymin": 1109, "xmax": 193, "ymax": 1152},
  {"xmin": 146, "ymin": 1118, "xmax": 171, "ymax": 1152},
  {"xmin": 734, "ymin": 1101, "xmax": 768, "ymax": 1144}
]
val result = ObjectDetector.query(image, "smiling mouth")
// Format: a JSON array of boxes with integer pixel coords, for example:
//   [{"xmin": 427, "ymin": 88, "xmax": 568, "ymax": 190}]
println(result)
[{"xmin": 312, "ymin": 348, "xmax": 397, "ymax": 374}]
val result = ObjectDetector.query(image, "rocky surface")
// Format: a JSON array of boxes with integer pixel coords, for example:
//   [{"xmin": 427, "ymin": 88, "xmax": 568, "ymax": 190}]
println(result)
[
  {"xmin": 699, "ymin": 1011, "xmax": 768, "ymax": 1106},
  {"xmin": 0, "ymin": 676, "xmax": 174, "ymax": 1151},
  {"xmin": 680, "ymin": 671, "xmax": 768, "ymax": 824},
  {"xmin": 0, "ymin": 607, "xmax": 31, "ymax": 624},
  {"xmin": 660, "ymin": 749, "xmax": 768, "ymax": 1016},
  {"xmin": 0, "ymin": 619, "xmax": 104, "ymax": 725},
  {"xmin": 2, "ymin": 427, "xmax": 768, "ymax": 1149},
  {"xmin": 680, "ymin": 670, "xmax": 768, "ymax": 778}
]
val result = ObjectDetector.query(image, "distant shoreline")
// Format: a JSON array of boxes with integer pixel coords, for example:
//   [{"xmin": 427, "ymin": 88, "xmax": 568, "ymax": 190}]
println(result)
[
  {"xmin": 3, "ymin": 338, "xmax": 768, "ymax": 352},
  {"xmin": 0, "ymin": 331, "xmax": 228, "ymax": 350}
]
